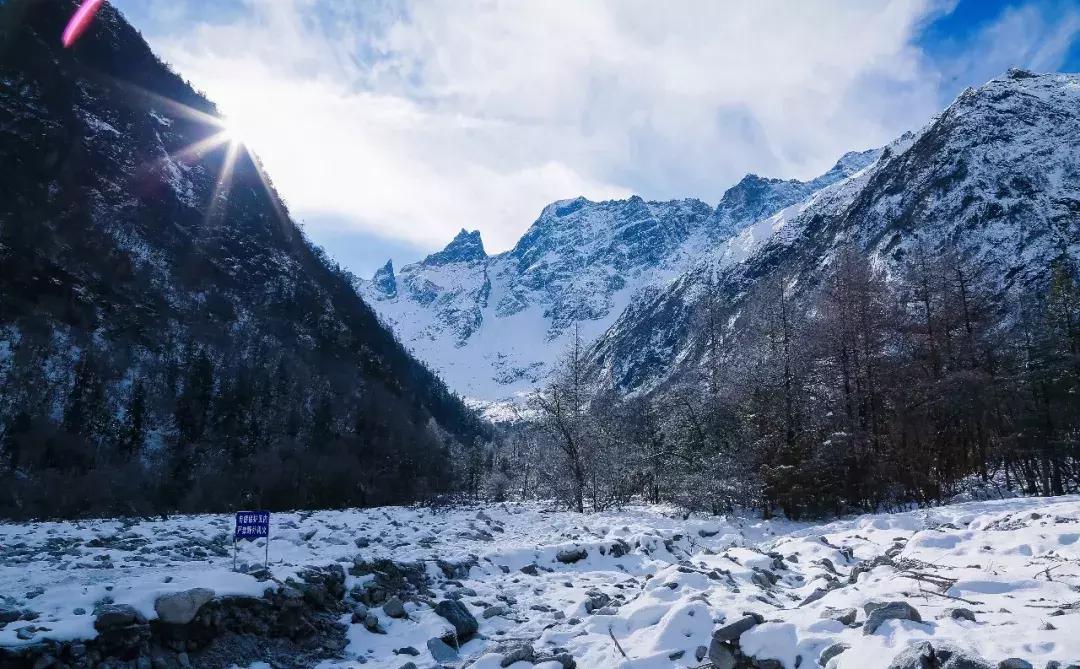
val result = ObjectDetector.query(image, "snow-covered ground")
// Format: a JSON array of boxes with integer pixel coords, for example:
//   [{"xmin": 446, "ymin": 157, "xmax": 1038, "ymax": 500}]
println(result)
[{"xmin": 2, "ymin": 496, "xmax": 1078, "ymax": 668}]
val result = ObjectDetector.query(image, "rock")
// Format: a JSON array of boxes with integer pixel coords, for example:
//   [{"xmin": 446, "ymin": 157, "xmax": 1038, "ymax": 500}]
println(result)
[
  {"xmin": 363, "ymin": 612, "xmax": 384, "ymax": 633},
  {"xmin": 434, "ymin": 599, "xmax": 478, "ymax": 643},
  {"xmin": 949, "ymin": 608, "xmax": 977, "ymax": 622},
  {"xmin": 73, "ymin": 607, "xmax": 86, "ymax": 616},
  {"xmin": 93, "ymin": 604, "xmax": 146, "ymax": 631},
  {"xmin": 708, "ymin": 640, "xmax": 738, "ymax": 669},
  {"xmin": 154, "ymin": 588, "xmax": 215, "ymax": 625},
  {"xmin": 864, "ymin": 601, "xmax": 922, "ymax": 634},
  {"xmin": 483, "ymin": 604, "xmax": 509, "ymax": 619},
  {"xmin": 799, "ymin": 588, "xmax": 829, "ymax": 606},
  {"xmin": 821, "ymin": 608, "xmax": 857, "ymax": 625},
  {"xmin": 398, "ymin": 664, "xmax": 418, "ymax": 669},
  {"xmin": 15, "ymin": 626, "xmax": 35, "ymax": 640},
  {"xmin": 999, "ymin": 661, "xmax": 1033, "ymax": 669},
  {"xmin": 395, "ymin": 646, "xmax": 420, "ymax": 656},
  {"xmin": 820, "ymin": 642, "xmax": 851, "ymax": 666},
  {"xmin": 556, "ymin": 547, "xmax": 588, "ymax": 564},
  {"xmin": 584, "ymin": 591, "xmax": 611, "ymax": 614},
  {"xmin": 886, "ymin": 641, "xmax": 994, "ymax": 669},
  {"xmin": 351, "ymin": 604, "xmax": 370, "ymax": 624},
  {"xmin": 520, "ymin": 564, "xmax": 539, "ymax": 576},
  {"xmin": 500, "ymin": 643, "xmax": 535, "ymax": 667},
  {"xmin": 383, "ymin": 597, "xmax": 407, "ymax": 619},
  {"xmin": 712, "ymin": 613, "xmax": 764, "ymax": 642},
  {"xmin": 427, "ymin": 637, "xmax": 459, "ymax": 662}
]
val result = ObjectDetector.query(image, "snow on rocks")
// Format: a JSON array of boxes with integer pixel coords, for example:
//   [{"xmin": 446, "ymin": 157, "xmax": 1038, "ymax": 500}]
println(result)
[{"xmin": 2, "ymin": 496, "xmax": 1080, "ymax": 668}]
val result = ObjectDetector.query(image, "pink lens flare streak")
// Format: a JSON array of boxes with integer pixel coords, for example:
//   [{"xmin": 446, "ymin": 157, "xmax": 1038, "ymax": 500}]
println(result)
[{"xmin": 62, "ymin": 0, "xmax": 105, "ymax": 48}]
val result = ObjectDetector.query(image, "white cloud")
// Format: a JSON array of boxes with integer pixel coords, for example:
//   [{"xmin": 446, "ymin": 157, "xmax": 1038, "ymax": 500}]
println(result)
[{"xmin": 122, "ymin": 0, "xmax": 1074, "ymax": 263}]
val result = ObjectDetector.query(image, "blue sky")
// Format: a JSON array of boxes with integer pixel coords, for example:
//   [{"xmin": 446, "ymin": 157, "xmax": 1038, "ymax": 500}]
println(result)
[{"xmin": 111, "ymin": 0, "xmax": 1080, "ymax": 276}]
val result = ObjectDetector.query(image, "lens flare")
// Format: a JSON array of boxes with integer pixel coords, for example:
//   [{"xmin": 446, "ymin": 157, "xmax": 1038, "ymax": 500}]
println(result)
[{"xmin": 62, "ymin": 0, "xmax": 105, "ymax": 48}]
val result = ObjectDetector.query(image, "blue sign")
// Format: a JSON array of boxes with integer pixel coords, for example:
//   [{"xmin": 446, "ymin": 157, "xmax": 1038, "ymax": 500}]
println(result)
[{"xmin": 234, "ymin": 510, "xmax": 270, "ymax": 541}]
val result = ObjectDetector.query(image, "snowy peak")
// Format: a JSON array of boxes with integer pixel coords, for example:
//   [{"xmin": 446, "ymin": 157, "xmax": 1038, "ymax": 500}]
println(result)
[
  {"xmin": 423, "ymin": 228, "xmax": 487, "ymax": 266},
  {"xmin": 371, "ymin": 259, "xmax": 397, "ymax": 297},
  {"xmin": 708, "ymin": 148, "xmax": 879, "ymax": 240},
  {"xmin": 587, "ymin": 70, "xmax": 1080, "ymax": 394}
]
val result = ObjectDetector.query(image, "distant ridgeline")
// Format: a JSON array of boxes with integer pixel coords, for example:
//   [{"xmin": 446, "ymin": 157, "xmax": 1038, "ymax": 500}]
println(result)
[{"xmin": 0, "ymin": 0, "xmax": 490, "ymax": 519}]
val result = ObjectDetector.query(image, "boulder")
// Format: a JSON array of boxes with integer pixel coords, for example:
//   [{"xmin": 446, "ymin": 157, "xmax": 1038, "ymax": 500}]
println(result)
[
  {"xmin": 949, "ymin": 608, "xmax": 977, "ymax": 623},
  {"xmin": 383, "ymin": 597, "xmax": 407, "ymax": 619},
  {"xmin": 886, "ymin": 641, "xmax": 994, "ymax": 669},
  {"xmin": 427, "ymin": 637, "xmax": 458, "ymax": 662},
  {"xmin": 864, "ymin": 601, "xmax": 922, "ymax": 634},
  {"xmin": 708, "ymin": 640, "xmax": 738, "ymax": 669},
  {"xmin": 500, "ymin": 643, "xmax": 535, "ymax": 667},
  {"xmin": 820, "ymin": 607, "xmax": 857, "ymax": 626},
  {"xmin": 712, "ymin": 613, "xmax": 764, "ymax": 642},
  {"xmin": 93, "ymin": 604, "xmax": 146, "ymax": 631},
  {"xmin": 820, "ymin": 642, "xmax": 851, "ymax": 666},
  {"xmin": 483, "ymin": 604, "xmax": 509, "ymax": 619},
  {"xmin": 434, "ymin": 599, "xmax": 478, "ymax": 643},
  {"xmin": 998, "ymin": 661, "xmax": 1033, "ymax": 669},
  {"xmin": 584, "ymin": 591, "xmax": 611, "ymax": 614},
  {"xmin": 154, "ymin": 588, "xmax": 215, "ymax": 625},
  {"xmin": 556, "ymin": 547, "xmax": 588, "ymax": 564}
]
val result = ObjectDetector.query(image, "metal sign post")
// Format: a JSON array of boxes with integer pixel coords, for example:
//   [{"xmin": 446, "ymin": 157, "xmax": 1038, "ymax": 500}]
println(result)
[{"xmin": 233, "ymin": 510, "xmax": 271, "ymax": 571}]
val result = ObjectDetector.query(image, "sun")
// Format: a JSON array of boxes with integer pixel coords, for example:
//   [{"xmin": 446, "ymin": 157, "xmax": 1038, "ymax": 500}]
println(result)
[{"xmin": 219, "ymin": 119, "xmax": 245, "ymax": 145}]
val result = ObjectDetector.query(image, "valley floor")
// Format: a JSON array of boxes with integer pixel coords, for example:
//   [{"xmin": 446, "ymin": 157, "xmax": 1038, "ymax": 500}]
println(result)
[{"xmin": 1, "ymin": 495, "xmax": 1079, "ymax": 668}]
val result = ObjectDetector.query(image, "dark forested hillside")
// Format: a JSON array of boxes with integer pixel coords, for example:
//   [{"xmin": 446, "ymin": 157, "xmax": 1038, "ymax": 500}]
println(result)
[{"xmin": 0, "ymin": 0, "xmax": 489, "ymax": 518}]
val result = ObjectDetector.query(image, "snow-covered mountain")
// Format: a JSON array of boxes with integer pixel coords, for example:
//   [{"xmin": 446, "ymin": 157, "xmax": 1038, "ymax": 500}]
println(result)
[
  {"xmin": 356, "ymin": 152, "xmax": 878, "ymax": 401},
  {"xmin": 587, "ymin": 69, "xmax": 1080, "ymax": 393}
]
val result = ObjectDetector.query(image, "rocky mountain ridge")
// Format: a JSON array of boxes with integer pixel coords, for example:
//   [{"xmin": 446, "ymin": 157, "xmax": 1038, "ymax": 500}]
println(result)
[{"xmin": 357, "ymin": 150, "xmax": 878, "ymax": 401}]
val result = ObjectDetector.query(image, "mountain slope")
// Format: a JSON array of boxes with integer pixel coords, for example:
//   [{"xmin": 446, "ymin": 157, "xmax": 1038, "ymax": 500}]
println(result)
[
  {"xmin": 0, "ymin": 0, "xmax": 487, "ymax": 516},
  {"xmin": 357, "ymin": 151, "xmax": 876, "ymax": 401},
  {"xmin": 587, "ymin": 69, "xmax": 1080, "ymax": 393}
]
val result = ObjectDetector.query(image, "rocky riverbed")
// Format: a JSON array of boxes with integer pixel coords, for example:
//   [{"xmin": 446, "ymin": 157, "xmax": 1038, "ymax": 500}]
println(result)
[{"xmin": 2, "ymin": 496, "xmax": 1079, "ymax": 668}]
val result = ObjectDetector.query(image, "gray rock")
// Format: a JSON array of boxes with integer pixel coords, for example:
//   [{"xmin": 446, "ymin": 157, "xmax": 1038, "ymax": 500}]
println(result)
[
  {"xmin": 427, "ymin": 637, "xmax": 458, "ymax": 662},
  {"xmin": 520, "ymin": 564, "xmax": 539, "ymax": 576},
  {"xmin": 483, "ymin": 604, "xmax": 509, "ymax": 619},
  {"xmin": 712, "ymin": 613, "xmax": 764, "ymax": 642},
  {"xmin": 556, "ymin": 547, "xmax": 588, "ymax": 564},
  {"xmin": 584, "ymin": 591, "xmax": 611, "ymax": 614},
  {"xmin": 93, "ymin": 604, "xmax": 146, "ymax": 631},
  {"xmin": 864, "ymin": 601, "xmax": 922, "ymax": 634},
  {"xmin": 886, "ymin": 641, "xmax": 994, "ymax": 669},
  {"xmin": 383, "ymin": 597, "xmax": 407, "ymax": 619},
  {"xmin": 15, "ymin": 626, "xmax": 35, "ymax": 640},
  {"xmin": 434, "ymin": 599, "xmax": 478, "ymax": 642},
  {"xmin": 695, "ymin": 645, "xmax": 708, "ymax": 661},
  {"xmin": 500, "ymin": 643, "xmax": 535, "ymax": 667},
  {"xmin": 949, "ymin": 608, "xmax": 977, "ymax": 622},
  {"xmin": 363, "ymin": 612, "xmax": 384, "ymax": 633},
  {"xmin": 398, "ymin": 664, "xmax": 418, "ymax": 669},
  {"xmin": 154, "ymin": 588, "xmax": 214, "ymax": 625},
  {"xmin": 708, "ymin": 640, "xmax": 738, "ymax": 669},
  {"xmin": 999, "ymin": 661, "xmax": 1033, "ymax": 669},
  {"xmin": 820, "ymin": 642, "xmax": 851, "ymax": 666},
  {"xmin": 821, "ymin": 607, "xmax": 857, "ymax": 625}
]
